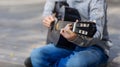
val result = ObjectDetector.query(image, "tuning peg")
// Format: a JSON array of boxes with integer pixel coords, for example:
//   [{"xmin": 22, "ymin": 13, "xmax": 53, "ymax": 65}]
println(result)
[
  {"xmin": 85, "ymin": 31, "xmax": 88, "ymax": 35},
  {"xmin": 93, "ymin": 20, "xmax": 96, "ymax": 23},
  {"xmin": 79, "ymin": 30, "xmax": 82, "ymax": 33},
  {"xmin": 87, "ymin": 24, "xmax": 90, "ymax": 27}
]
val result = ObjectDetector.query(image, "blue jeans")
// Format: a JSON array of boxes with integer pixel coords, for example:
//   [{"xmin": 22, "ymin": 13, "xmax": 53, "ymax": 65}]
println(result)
[{"xmin": 30, "ymin": 43, "xmax": 108, "ymax": 67}]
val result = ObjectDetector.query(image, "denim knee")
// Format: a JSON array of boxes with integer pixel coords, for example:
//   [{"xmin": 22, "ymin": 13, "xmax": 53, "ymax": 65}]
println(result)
[
  {"xmin": 31, "ymin": 48, "xmax": 41, "ymax": 60},
  {"xmin": 66, "ymin": 48, "xmax": 108, "ymax": 67},
  {"xmin": 30, "ymin": 48, "xmax": 50, "ymax": 67},
  {"xmin": 66, "ymin": 53, "xmax": 87, "ymax": 67},
  {"xmin": 31, "ymin": 47, "xmax": 49, "ymax": 60}
]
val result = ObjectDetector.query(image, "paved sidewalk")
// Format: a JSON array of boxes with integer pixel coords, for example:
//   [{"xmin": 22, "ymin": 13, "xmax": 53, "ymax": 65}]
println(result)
[
  {"xmin": 0, "ymin": 61, "xmax": 24, "ymax": 67},
  {"xmin": 0, "ymin": 0, "xmax": 45, "ymax": 6},
  {"xmin": 0, "ymin": 0, "xmax": 46, "ymax": 67}
]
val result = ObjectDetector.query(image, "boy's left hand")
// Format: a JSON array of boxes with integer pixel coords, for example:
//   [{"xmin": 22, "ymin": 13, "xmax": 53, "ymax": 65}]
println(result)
[{"xmin": 60, "ymin": 23, "xmax": 77, "ymax": 41}]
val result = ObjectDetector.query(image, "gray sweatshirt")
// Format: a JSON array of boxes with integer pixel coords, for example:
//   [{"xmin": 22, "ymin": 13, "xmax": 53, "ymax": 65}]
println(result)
[{"xmin": 42, "ymin": 0, "xmax": 113, "ymax": 56}]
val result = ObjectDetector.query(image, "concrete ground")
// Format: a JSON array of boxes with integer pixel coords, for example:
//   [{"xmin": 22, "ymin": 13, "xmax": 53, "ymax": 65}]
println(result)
[{"xmin": 0, "ymin": 0, "xmax": 120, "ymax": 67}]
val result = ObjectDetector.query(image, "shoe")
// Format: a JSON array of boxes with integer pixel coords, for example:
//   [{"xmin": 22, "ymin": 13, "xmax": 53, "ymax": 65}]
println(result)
[{"xmin": 24, "ymin": 57, "xmax": 33, "ymax": 67}]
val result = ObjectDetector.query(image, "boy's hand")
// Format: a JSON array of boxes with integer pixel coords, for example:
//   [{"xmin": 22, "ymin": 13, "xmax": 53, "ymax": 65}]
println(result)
[
  {"xmin": 42, "ymin": 15, "xmax": 55, "ymax": 28},
  {"xmin": 60, "ymin": 24, "xmax": 77, "ymax": 41}
]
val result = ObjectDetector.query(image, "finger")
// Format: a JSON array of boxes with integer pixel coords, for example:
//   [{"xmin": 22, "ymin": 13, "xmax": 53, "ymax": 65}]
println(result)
[
  {"xmin": 60, "ymin": 29, "xmax": 69, "ymax": 38},
  {"xmin": 67, "ymin": 23, "xmax": 73, "ymax": 29},
  {"xmin": 64, "ymin": 24, "xmax": 72, "ymax": 30},
  {"xmin": 43, "ymin": 22, "xmax": 50, "ymax": 28},
  {"xmin": 48, "ymin": 16, "xmax": 55, "ymax": 21},
  {"xmin": 66, "ymin": 23, "xmax": 72, "ymax": 26},
  {"xmin": 66, "ymin": 30, "xmax": 71, "ymax": 34},
  {"xmin": 43, "ymin": 19, "xmax": 50, "ymax": 25},
  {"xmin": 43, "ymin": 20, "xmax": 51, "ymax": 28},
  {"xmin": 61, "ymin": 28, "xmax": 71, "ymax": 35},
  {"xmin": 45, "ymin": 17, "xmax": 52, "ymax": 23},
  {"xmin": 66, "ymin": 29, "xmax": 73, "ymax": 35},
  {"xmin": 43, "ymin": 18, "xmax": 52, "ymax": 26},
  {"xmin": 60, "ymin": 28, "xmax": 64, "ymax": 34}
]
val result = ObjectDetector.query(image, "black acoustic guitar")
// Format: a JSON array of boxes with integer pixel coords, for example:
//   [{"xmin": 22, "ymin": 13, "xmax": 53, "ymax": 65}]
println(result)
[{"xmin": 46, "ymin": 1, "xmax": 97, "ymax": 50}]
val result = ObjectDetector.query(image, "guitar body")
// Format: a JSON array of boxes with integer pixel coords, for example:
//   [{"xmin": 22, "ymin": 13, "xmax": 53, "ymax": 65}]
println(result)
[{"xmin": 46, "ymin": 25, "xmax": 76, "ymax": 50}]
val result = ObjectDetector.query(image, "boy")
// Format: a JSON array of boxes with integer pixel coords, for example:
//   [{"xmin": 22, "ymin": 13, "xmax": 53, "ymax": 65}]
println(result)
[{"xmin": 26, "ymin": 0, "xmax": 112, "ymax": 67}]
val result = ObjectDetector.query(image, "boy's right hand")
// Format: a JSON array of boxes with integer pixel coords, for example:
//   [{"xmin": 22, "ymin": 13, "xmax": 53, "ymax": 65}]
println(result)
[{"xmin": 42, "ymin": 15, "xmax": 55, "ymax": 28}]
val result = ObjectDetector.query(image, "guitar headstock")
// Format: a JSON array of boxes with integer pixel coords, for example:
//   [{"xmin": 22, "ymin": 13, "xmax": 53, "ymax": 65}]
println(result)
[{"xmin": 72, "ymin": 21, "xmax": 97, "ymax": 38}]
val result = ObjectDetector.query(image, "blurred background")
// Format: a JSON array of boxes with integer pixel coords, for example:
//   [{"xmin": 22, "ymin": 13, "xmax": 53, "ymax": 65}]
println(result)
[{"xmin": 0, "ymin": 0, "xmax": 120, "ymax": 67}]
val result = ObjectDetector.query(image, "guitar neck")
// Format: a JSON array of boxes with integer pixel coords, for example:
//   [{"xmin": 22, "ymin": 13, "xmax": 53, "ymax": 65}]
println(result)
[{"xmin": 53, "ymin": 20, "xmax": 96, "ymax": 38}]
